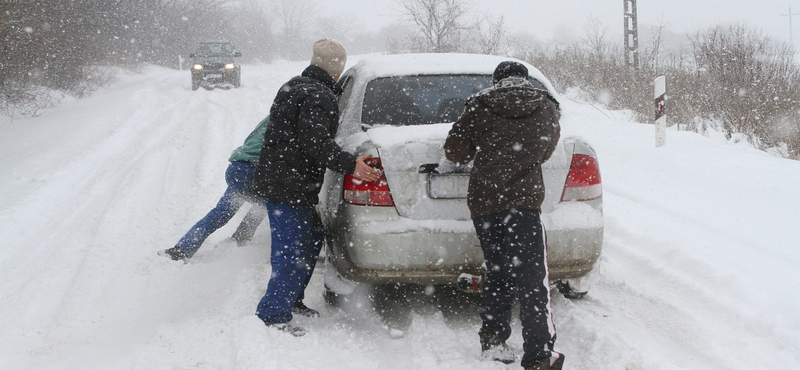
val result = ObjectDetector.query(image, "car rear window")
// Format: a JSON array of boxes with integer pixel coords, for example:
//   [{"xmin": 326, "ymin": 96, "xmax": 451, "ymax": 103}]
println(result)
[{"xmin": 361, "ymin": 74, "xmax": 546, "ymax": 126}]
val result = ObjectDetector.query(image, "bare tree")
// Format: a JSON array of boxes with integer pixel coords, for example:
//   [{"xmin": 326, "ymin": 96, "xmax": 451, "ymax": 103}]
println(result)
[
  {"xmin": 641, "ymin": 18, "xmax": 669, "ymax": 72},
  {"xmin": 313, "ymin": 15, "xmax": 358, "ymax": 45},
  {"xmin": 273, "ymin": 0, "xmax": 318, "ymax": 38},
  {"xmin": 227, "ymin": 0, "xmax": 274, "ymax": 62},
  {"xmin": 272, "ymin": 0, "xmax": 319, "ymax": 59},
  {"xmin": 472, "ymin": 14, "xmax": 507, "ymax": 55},
  {"xmin": 394, "ymin": 0, "xmax": 471, "ymax": 52},
  {"xmin": 1, "ymin": 0, "xmax": 263, "ymax": 117},
  {"xmin": 687, "ymin": 24, "xmax": 800, "ymax": 146},
  {"xmin": 582, "ymin": 15, "xmax": 610, "ymax": 61}
]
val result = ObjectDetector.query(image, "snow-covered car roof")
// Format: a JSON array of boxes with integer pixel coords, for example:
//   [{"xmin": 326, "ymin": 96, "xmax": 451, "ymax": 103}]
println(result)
[{"xmin": 347, "ymin": 53, "xmax": 559, "ymax": 99}]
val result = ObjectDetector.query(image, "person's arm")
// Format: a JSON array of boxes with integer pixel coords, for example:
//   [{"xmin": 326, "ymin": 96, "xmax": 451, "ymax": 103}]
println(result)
[
  {"xmin": 297, "ymin": 93, "xmax": 380, "ymax": 182},
  {"xmin": 541, "ymin": 100, "xmax": 561, "ymax": 163},
  {"xmin": 444, "ymin": 100, "xmax": 479, "ymax": 164}
]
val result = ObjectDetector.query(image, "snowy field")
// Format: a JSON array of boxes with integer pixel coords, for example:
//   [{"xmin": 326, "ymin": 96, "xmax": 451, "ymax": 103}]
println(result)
[{"xmin": 1, "ymin": 60, "xmax": 799, "ymax": 370}]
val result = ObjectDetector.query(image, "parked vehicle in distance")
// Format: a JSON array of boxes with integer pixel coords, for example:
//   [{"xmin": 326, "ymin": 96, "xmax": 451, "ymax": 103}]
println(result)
[
  {"xmin": 319, "ymin": 53, "xmax": 603, "ymax": 304},
  {"xmin": 189, "ymin": 41, "xmax": 241, "ymax": 90}
]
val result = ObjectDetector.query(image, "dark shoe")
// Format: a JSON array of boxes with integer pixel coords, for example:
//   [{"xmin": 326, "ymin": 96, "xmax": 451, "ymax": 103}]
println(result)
[
  {"xmin": 525, "ymin": 352, "xmax": 565, "ymax": 370},
  {"xmin": 292, "ymin": 301, "xmax": 320, "ymax": 318},
  {"xmin": 265, "ymin": 322, "xmax": 306, "ymax": 337},
  {"xmin": 159, "ymin": 246, "xmax": 188, "ymax": 262},
  {"xmin": 480, "ymin": 333, "xmax": 516, "ymax": 364}
]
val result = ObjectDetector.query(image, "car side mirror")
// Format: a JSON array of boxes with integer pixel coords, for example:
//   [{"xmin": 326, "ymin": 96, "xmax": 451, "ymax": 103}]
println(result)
[
  {"xmin": 189, "ymin": 53, "xmax": 195, "ymax": 58},
  {"xmin": 234, "ymin": 52, "xmax": 242, "ymax": 57}
]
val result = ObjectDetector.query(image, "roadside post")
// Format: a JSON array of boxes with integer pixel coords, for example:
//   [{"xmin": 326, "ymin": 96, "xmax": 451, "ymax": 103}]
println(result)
[{"xmin": 654, "ymin": 76, "xmax": 666, "ymax": 147}]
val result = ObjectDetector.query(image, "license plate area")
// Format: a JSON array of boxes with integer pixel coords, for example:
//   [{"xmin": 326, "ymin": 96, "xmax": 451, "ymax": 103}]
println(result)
[
  {"xmin": 428, "ymin": 173, "xmax": 469, "ymax": 199},
  {"xmin": 205, "ymin": 73, "xmax": 222, "ymax": 79}
]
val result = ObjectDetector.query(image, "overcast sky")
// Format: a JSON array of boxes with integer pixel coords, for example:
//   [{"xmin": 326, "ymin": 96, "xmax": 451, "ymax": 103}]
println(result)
[{"xmin": 320, "ymin": 0, "xmax": 800, "ymax": 48}]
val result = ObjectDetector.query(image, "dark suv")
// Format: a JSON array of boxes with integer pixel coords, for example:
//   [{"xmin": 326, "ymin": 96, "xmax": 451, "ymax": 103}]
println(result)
[{"xmin": 189, "ymin": 42, "xmax": 242, "ymax": 90}]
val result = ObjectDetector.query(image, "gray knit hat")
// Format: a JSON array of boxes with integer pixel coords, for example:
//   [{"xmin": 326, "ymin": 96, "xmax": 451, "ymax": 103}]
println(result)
[{"xmin": 311, "ymin": 38, "xmax": 347, "ymax": 79}]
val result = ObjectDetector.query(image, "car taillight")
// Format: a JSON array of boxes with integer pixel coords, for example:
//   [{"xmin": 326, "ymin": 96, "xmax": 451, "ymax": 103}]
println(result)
[
  {"xmin": 342, "ymin": 158, "xmax": 394, "ymax": 206},
  {"xmin": 560, "ymin": 154, "xmax": 602, "ymax": 202}
]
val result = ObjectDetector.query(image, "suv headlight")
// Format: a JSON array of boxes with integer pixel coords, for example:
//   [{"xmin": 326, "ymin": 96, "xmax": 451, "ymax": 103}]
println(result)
[
  {"xmin": 225, "ymin": 63, "xmax": 234, "ymax": 69},
  {"xmin": 193, "ymin": 64, "xmax": 203, "ymax": 70}
]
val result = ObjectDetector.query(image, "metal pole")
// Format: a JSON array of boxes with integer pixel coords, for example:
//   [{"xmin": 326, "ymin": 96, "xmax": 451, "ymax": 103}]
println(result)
[
  {"xmin": 782, "ymin": 6, "xmax": 799, "ymax": 46},
  {"xmin": 624, "ymin": 0, "xmax": 639, "ymax": 69}
]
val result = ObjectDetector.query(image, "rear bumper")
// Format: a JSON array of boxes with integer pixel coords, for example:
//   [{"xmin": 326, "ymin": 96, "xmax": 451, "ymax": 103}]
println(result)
[
  {"xmin": 327, "ymin": 207, "xmax": 483, "ymax": 285},
  {"xmin": 326, "ymin": 204, "xmax": 602, "ymax": 285},
  {"xmin": 544, "ymin": 226, "xmax": 603, "ymax": 280}
]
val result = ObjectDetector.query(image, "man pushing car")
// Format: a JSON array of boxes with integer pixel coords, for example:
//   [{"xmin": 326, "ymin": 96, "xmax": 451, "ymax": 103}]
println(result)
[{"xmin": 445, "ymin": 61, "xmax": 564, "ymax": 370}]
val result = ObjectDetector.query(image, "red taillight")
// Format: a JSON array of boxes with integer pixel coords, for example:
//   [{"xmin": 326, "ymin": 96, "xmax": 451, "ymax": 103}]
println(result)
[
  {"xmin": 342, "ymin": 158, "xmax": 394, "ymax": 206},
  {"xmin": 560, "ymin": 154, "xmax": 602, "ymax": 202}
]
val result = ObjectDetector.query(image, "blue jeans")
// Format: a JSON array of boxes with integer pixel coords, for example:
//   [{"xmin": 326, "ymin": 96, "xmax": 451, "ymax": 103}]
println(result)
[
  {"xmin": 175, "ymin": 161, "xmax": 265, "ymax": 257},
  {"xmin": 255, "ymin": 202, "xmax": 324, "ymax": 324},
  {"xmin": 474, "ymin": 209, "xmax": 556, "ymax": 368}
]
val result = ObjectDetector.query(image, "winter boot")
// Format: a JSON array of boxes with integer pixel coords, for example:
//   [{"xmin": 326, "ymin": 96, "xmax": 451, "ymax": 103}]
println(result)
[
  {"xmin": 525, "ymin": 352, "xmax": 565, "ymax": 370},
  {"xmin": 265, "ymin": 322, "xmax": 307, "ymax": 337},
  {"xmin": 292, "ymin": 301, "xmax": 320, "ymax": 317},
  {"xmin": 480, "ymin": 333, "xmax": 516, "ymax": 364},
  {"xmin": 159, "ymin": 246, "xmax": 188, "ymax": 262}
]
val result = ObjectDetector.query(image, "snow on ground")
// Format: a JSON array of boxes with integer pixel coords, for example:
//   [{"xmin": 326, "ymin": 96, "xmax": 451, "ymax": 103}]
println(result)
[{"xmin": 1, "ymin": 60, "xmax": 798, "ymax": 370}]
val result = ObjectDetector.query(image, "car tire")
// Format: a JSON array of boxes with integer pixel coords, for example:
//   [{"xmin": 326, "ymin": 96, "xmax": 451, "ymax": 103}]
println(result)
[
  {"xmin": 191, "ymin": 77, "xmax": 200, "ymax": 91},
  {"xmin": 555, "ymin": 280, "xmax": 588, "ymax": 299},
  {"xmin": 234, "ymin": 70, "xmax": 241, "ymax": 88}
]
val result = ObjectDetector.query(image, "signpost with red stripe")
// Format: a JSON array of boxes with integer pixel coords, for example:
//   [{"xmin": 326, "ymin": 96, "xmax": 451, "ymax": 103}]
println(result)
[{"xmin": 654, "ymin": 76, "xmax": 666, "ymax": 147}]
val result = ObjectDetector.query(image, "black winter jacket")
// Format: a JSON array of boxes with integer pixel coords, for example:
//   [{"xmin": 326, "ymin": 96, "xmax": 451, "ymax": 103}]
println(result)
[
  {"xmin": 444, "ymin": 77, "xmax": 561, "ymax": 218},
  {"xmin": 253, "ymin": 65, "xmax": 357, "ymax": 205}
]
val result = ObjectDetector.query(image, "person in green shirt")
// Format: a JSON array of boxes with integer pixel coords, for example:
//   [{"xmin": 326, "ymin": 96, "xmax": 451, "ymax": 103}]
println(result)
[{"xmin": 161, "ymin": 115, "xmax": 270, "ymax": 261}]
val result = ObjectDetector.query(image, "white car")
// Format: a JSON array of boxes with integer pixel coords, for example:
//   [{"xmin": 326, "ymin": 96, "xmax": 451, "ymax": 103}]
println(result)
[{"xmin": 319, "ymin": 53, "xmax": 603, "ymax": 303}]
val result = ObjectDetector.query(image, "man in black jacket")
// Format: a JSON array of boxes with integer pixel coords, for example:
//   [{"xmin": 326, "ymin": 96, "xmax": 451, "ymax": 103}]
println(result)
[
  {"xmin": 253, "ymin": 39, "xmax": 378, "ymax": 336},
  {"xmin": 444, "ymin": 61, "xmax": 564, "ymax": 370}
]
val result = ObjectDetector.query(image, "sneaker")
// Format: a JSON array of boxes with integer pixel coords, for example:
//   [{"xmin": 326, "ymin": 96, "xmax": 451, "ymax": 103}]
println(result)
[
  {"xmin": 480, "ymin": 333, "xmax": 516, "ymax": 364},
  {"xmin": 481, "ymin": 341, "xmax": 516, "ymax": 364},
  {"xmin": 525, "ymin": 352, "xmax": 565, "ymax": 370},
  {"xmin": 265, "ymin": 322, "xmax": 307, "ymax": 337},
  {"xmin": 292, "ymin": 301, "xmax": 320, "ymax": 318},
  {"xmin": 158, "ymin": 246, "xmax": 188, "ymax": 262}
]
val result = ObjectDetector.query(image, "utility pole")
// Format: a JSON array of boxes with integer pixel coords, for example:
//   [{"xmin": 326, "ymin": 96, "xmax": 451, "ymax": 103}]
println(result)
[
  {"xmin": 782, "ymin": 5, "xmax": 799, "ymax": 47},
  {"xmin": 624, "ymin": 0, "xmax": 639, "ymax": 69}
]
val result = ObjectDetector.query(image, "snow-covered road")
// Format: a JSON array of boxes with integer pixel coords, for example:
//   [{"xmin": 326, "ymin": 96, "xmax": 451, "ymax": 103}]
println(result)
[{"xmin": 1, "ymin": 61, "xmax": 798, "ymax": 370}]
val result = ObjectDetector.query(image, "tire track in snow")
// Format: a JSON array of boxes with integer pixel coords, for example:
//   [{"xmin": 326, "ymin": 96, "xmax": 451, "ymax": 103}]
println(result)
[
  {"xmin": 559, "ymin": 194, "xmax": 800, "ymax": 369},
  {"xmin": 0, "ymin": 67, "xmax": 267, "ymax": 368}
]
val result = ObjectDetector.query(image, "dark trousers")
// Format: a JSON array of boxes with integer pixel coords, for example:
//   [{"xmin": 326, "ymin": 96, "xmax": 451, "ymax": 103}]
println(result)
[
  {"xmin": 255, "ymin": 202, "xmax": 324, "ymax": 324},
  {"xmin": 473, "ymin": 209, "xmax": 556, "ymax": 368}
]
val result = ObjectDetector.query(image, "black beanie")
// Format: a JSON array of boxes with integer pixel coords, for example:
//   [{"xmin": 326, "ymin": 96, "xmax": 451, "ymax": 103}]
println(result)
[{"xmin": 492, "ymin": 61, "xmax": 529, "ymax": 85}]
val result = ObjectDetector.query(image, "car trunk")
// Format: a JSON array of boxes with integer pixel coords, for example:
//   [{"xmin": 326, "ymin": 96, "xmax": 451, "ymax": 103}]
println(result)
[{"xmin": 366, "ymin": 124, "xmax": 571, "ymax": 221}]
